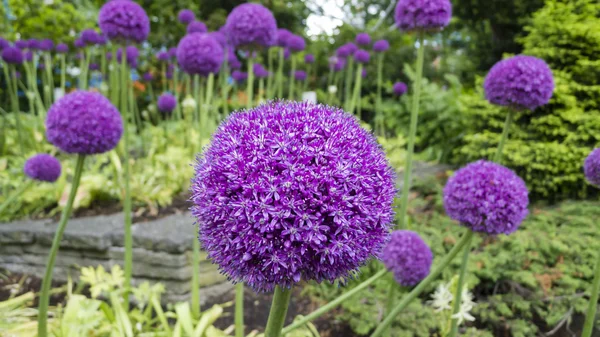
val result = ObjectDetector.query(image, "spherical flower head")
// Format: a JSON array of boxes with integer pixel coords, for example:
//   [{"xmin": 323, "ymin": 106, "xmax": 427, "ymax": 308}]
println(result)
[
  {"xmin": 287, "ymin": 35, "xmax": 306, "ymax": 52},
  {"xmin": 142, "ymin": 72, "xmax": 153, "ymax": 82},
  {"xmin": 394, "ymin": 0, "xmax": 452, "ymax": 32},
  {"xmin": 231, "ymin": 70, "xmax": 247, "ymax": 83},
  {"xmin": 276, "ymin": 29, "xmax": 292, "ymax": 47},
  {"xmin": 96, "ymin": 34, "xmax": 108, "ymax": 46},
  {"xmin": 584, "ymin": 148, "xmax": 600, "ymax": 188},
  {"xmin": 81, "ymin": 29, "xmax": 100, "ymax": 45},
  {"xmin": 304, "ymin": 54, "xmax": 315, "ymax": 64},
  {"xmin": 117, "ymin": 46, "xmax": 139, "ymax": 68},
  {"xmin": 39, "ymin": 39, "xmax": 54, "ymax": 51},
  {"xmin": 334, "ymin": 58, "xmax": 346, "ymax": 72},
  {"xmin": 373, "ymin": 39, "xmax": 390, "ymax": 53},
  {"xmin": 27, "ymin": 39, "xmax": 40, "ymax": 50},
  {"xmin": 336, "ymin": 45, "xmax": 350, "ymax": 58},
  {"xmin": 0, "ymin": 38, "xmax": 10, "ymax": 50},
  {"xmin": 187, "ymin": 21, "xmax": 207, "ymax": 34},
  {"xmin": 74, "ymin": 38, "xmax": 85, "ymax": 49},
  {"xmin": 2, "ymin": 47, "xmax": 24, "ymax": 65},
  {"xmin": 156, "ymin": 51, "xmax": 169, "ymax": 61},
  {"xmin": 393, "ymin": 82, "xmax": 407, "ymax": 96},
  {"xmin": 15, "ymin": 40, "xmax": 28, "ymax": 49},
  {"xmin": 157, "ymin": 93, "xmax": 177, "ymax": 114},
  {"xmin": 225, "ymin": 3, "xmax": 277, "ymax": 49},
  {"xmin": 46, "ymin": 91, "xmax": 123, "ymax": 155},
  {"xmin": 98, "ymin": 0, "xmax": 150, "ymax": 43},
  {"xmin": 294, "ymin": 70, "xmax": 307, "ymax": 81},
  {"xmin": 168, "ymin": 47, "xmax": 177, "ymax": 59},
  {"xmin": 253, "ymin": 63, "xmax": 269, "ymax": 78},
  {"xmin": 191, "ymin": 101, "xmax": 396, "ymax": 292},
  {"xmin": 356, "ymin": 33, "xmax": 371, "ymax": 46},
  {"xmin": 354, "ymin": 49, "xmax": 370, "ymax": 64},
  {"xmin": 443, "ymin": 160, "xmax": 529, "ymax": 235},
  {"xmin": 176, "ymin": 33, "xmax": 224, "ymax": 76},
  {"xmin": 283, "ymin": 48, "xmax": 291, "ymax": 60},
  {"xmin": 24, "ymin": 51, "xmax": 33, "ymax": 62},
  {"xmin": 227, "ymin": 49, "xmax": 241, "ymax": 70},
  {"xmin": 178, "ymin": 9, "xmax": 195, "ymax": 24},
  {"xmin": 382, "ymin": 230, "xmax": 433, "ymax": 286},
  {"xmin": 345, "ymin": 42, "xmax": 358, "ymax": 55},
  {"xmin": 55, "ymin": 43, "xmax": 69, "ymax": 54},
  {"xmin": 484, "ymin": 55, "xmax": 554, "ymax": 111},
  {"xmin": 208, "ymin": 31, "xmax": 228, "ymax": 49},
  {"xmin": 23, "ymin": 154, "xmax": 62, "ymax": 183},
  {"xmin": 89, "ymin": 63, "xmax": 100, "ymax": 71}
]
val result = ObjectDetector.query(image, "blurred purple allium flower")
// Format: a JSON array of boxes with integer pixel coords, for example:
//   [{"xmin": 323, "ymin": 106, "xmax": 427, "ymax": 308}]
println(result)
[
  {"xmin": 287, "ymin": 35, "xmax": 306, "ymax": 52},
  {"xmin": 24, "ymin": 51, "xmax": 33, "ymax": 62},
  {"xmin": 2, "ymin": 47, "xmax": 24, "ymax": 64},
  {"xmin": 96, "ymin": 34, "xmax": 108, "ymax": 45},
  {"xmin": 345, "ymin": 43, "xmax": 358, "ymax": 55},
  {"xmin": 584, "ymin": 148, "xmax": 600, "ymax": 188},
  {"xmin": 373, "ymin": 39, "xmax": 390, "ymax": 52},
  {"xmin": 443, "ymin": 160, "xmax": 529, "ymax": 235},
  {"xmin": 336, "ymin": 45, "xmax": 350, "ymax": 58},
  {"xmin": 484, "ymin": 55, "xmax": 554, "ymax": 111},
  {"xmin": 39, "ymin": 39, "xmax": 54, "ymax": 51},
  {"xmin": 393, "ymin": 82, "xmax": 407, "ymax": 96},
  {"xmin": 208, "ymin": 31, "xmax": 228, "ymax": 49},
  {"xmin": 55, "ymin": 43, "xmax": 69, "ymax": 54},
  {"xmin": 156, "ymin": 51, "xmax": 169, "ymax": 61},
  {"xmin": 116, "ymin": 46, "xmax": 139, "ymax": 68},
  {"xmin": 178, "ymin": 9, "xmax": 195, "ymax": 24},
  {"xmin": 157, "ymin": 93, "xmax": 177, "ymax": 114},
  {"xmin": 46, "ymin": 91, "xmax": 123, "ymax": 155},
  {"xmin": 27, "ymin": 39, "xmax": 40, "ymax": 50},
  {"xmin": 334, "ymin": 58, "xmax": 346, "ymax": 72},
  {"xmin": 24, "ymin": 154, "xmax": 62, "ymax": 183},
  {"xmin": 166, "ymin": 70, "xmax": 173, "ymax": 79},
  {"xmin": 74, "ymin": 38, "xmax": 85, "ymax": 49},
  {"xmin": 253, "ymin": 63, "xmax": 269, "ymax": 78},
  {"xmin": 231, "ymin": 70, "xmax": 247, "ymax": 83},
  {"xmin": 0, "ymin": 38, "xmax": 9, "ymax": 50},
  {"xmin": 304, "ymin": 54, "xmax": 315, "ymax": 64},
  {"xmin": 81, "ymin": 29, "xmax": 100, "ymax": 45},
  {"xmin": 15, "ymin": 40, "xmax": 29, "ymax": 49},
  {"xmin": 356, "ymin": 33, "xmax": 371, "ymax": 46},
  {"xmin": 89, "ymin": 63, "xmax": 100, "ymax": 71},
  {"xmin": 362, "ymin": 68, "xmax": 367, "ymax": 78},
  {"xmin": 176, "ymin": 33, "xmax": 224, "ymax": 76},
  {"xmin": 168, "ymin": 47, "xmax": 177, "ymax": 58},
  {"xmin": 191, "ymin": 101, "xmax": 396, "ymax": 292},
  {"xmin": 225, "ymin": 3, "xmax": 277, "ymax": 49},
  {"xmin": 294, "ymin": 70, "xmax": 307, "ymax": 81},
  {"xmin": 283, "ymin": 48, "xmax": 291, "ymax": 60},
  {"xmin": 142, "ymin": 72, "xmax": 153, "ymax": 82},
  {"xmin": 354, "ymin": 49, "xmax": 370, "ymax": 64},
  {"xmin": 99, "ymin": 0, "xmax": 150, "ymax": 43},
  {"xmin": 382, "ymin": 230, "xmax": 433, "ymax": 287},
  {"xmin": 276, "ymin": 28, "xmax": 292, "ymax": 47},
  {"xmin": 187, "ymin": 21, "xmax": 207, "ymax": 34},
  {"xmin": 227, "ymin": 49, "xmax": 241, "ymax": 70},
  {"xmin": 394, "ymin": 0, "xmax": 452, "ymax": 32}
]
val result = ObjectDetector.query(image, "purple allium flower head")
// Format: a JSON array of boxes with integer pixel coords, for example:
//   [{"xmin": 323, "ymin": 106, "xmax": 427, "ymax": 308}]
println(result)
[
  {"xmin": 27, "ymin": 39, "xmax": 40, "ymax": 50},
  {"xmin": 168, "ymin": 63, "xmax": 175, "ymax": 72},
  {"xmin": 443, "ymin": 160, "xmax": 529, "ymax": 235},
  {"xmin": 225, "ymin": 3, "xmax": 277, "ymax": 49},
  {"xmin": 116, "ymin": 46, "xmax": 139, "ymax": 68},
  {"xmin": 81, "ymin": 29, "xmax": 100, "ymax": 45},
  {"xmin": 253, "ymin": 63, "xmax": 269, "ymax": 78},
  {"xmin": 393, "ymin": 82, "xmax": 407, "ymax": 96},
  {"xmin": 276, "ymin": 29, "xmax": 292, "ymax": 48},
  {"xmin": 0, "ymin": 38, "xmax": 9, "ymax": 50},
  {"xmin": 227, "ymin": 49, "xmax": 241, "ymax": 70},
  {"xmin": 89, "ymin": 63, "xmax": 100, "ymax": 71},
  {"xmin": 336, "ymin": 45, "xmax": 350, "ymax": 58},
  {"xmin": 283, "ymin": 48, "xmax": 291, "ymax": 60},
  {"xmin": 356, "ymin": 33, "xmax": 371, "ymax": 46},
  {"xmin": 191, "ymin": 101, "xmax": 396, "ymax": 292},
  {"xmin": 584, "ymin": 148, "xmax": 600, "ymax": 188},
  {"xmin": 157, "ymin": 93, "xmax": 177, "ymax": 114},
  {"xmin": 382, "ymin": 230, "xmax": 433, "ymax": 286},
  {"xmin": 208, "ymin": 31, "xmax": 228, "ymax": 49},
  {"xmin": 15, "ymin": 40, "xmax": 29, "ymax": 49},
  {"xmin": 74, "ymin": 38, "xmax": 85, "ymax": 49},
  {"xmin": 168, "ymin": 47, "xmax": 177, "ymax": 58},
  {"xmin": 287, "ymin": 35, "xmax": 306, "ymax": 52},
  {"xmin": 294, "ymin": 70, "xmax": 306, "ymax": 81},
  {"xmin": 96, "ymin": 34, "xmax": 108, "ymax": 45},
  {"xmin": 187, "ymin": 20, "xmax": 207, "ymax": 34},
  {"xmin": 394, "ymin": 0, "xmax": 452, "ymax": 32},
  {"xmin": 55, "ymin": 43, "xmax": 69, "ymax": 54},
  {"xmin": 2, "ymin": 47, "xmax": 24, "ymax": 64},
  {"xmin": 142, "ymin": 72, "xmax": 153, "ymax": 82},
  {"xmin": 231, "ymin": 70, "xmax": 247, "ymax": 83},
  {"xmin": 334, "ymin": 58, "xmax": 346, "ymax": 72},
  {"xmin": 46, "ymin": 91, "xmax": 123, "ymax": 155},
  {"xmin": 304, "ymin": 54, "xmax": 315, "ymax": 64},
  {"xmin": 354, "ymin": 49, "xmax": 370, "ymax": 64},
  {"xmin": 176, "ymin": 33, "xmax": 224, "ymax": 76},
  {"xmin": 24, "ymin": 51, "xmax": 33, "ymax": 62},
  {"xmin": 178, "ymin": 9, "xmax": 195, "ymax": 25},
  {"xmin": 39, "ymin": 39, "xmax": 54, "ymax": 51},
  {"xmin": 156, "ymin": 51, "xmax": 169, "ymax": 61},
  {"xmin": 345, "ymin": 42, "xmax": 358, "ymax": 55},
  {"xmin": 24, "ymin": 154, "xmax": 62, "ymax": 183},
  {"xmin": 98, "ymin": 0, "xmax": 150, "ymax": 43},
  {"xmin": 373, "ymin": 39, "xmax": 390, "ymax": 52},
  {"xmin": 484, "ymin": 55, "xmax": 554, "ymax": 111}
]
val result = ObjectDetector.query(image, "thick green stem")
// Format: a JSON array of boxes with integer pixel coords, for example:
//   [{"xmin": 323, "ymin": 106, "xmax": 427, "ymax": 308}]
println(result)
[
  {"xmin": 370, "ymin": 230, "xmax": 475, "ymax": 337},
  {"xmin": 4, "ymin": 65, "xmax": 24, "ymax": 155},
  {"xmin": 448, "ymin": 232, "xmax": 473, "ymax": 337},
  {"xmin": 120, "ymin": 51, "xmax": 133, "ymax": 304},
  {"xmin": 191, "ymin": 223, "xmax": 201, "ymax": 318},
  {"xmin": 376, "ymin": 53, "xmax": 384, "ymax": 137},
  {"xmin": 247, "ymin": 56, "xmax": 254, "ymax": 109},
  {"xmin": 101, "ymin": 47, "xmax": 107, "ymax": 83},
  {"xmin": 267, "ymin": 48, "xmax": 274, "ymax": 98},
  {"xmin": 264, "ymin": 286, "xmax": 293, "ymax": 337},
  {"xmin": 235, "ymin": 283, "xmax": 244, "ymax": 337},
  {"xmin": 276, "ymin": 48, "xmax": 284, "ymax": 99},
  {"xmin": 383, "ymin": 275, "xmax": 398, "ymax": 337},
  {"xmin": 259, "ymin": 78, "xmax": 265, "ymax": 102},
  {"xmin": 162, "ymin": 63, "xmax": 167, "ymax": 93},
  {"xmin": 44, "ymin": 53, "xmax": 54, "ymax": 108},
  {"xmin": 0, "ymin": 180, "xmax": 33, "ymax": 215},
  {"xmin": 37, "ymin": 155, "xmax": 86, "ymax": 337},
  {"xmin": 60, "ymin": 54, "xmax": 66, "ymax": 96},
  {"xmin": 282, "ymin": 269, "xmax": 387, "ymax": 334},
  {"xmin": 582, "ymin": 253, "xmax": 600, "ymax": 337},
  {"xmin": 221, "ymin": 62, "xmax": 231, "ymax": 117},
  {"xmin": 288, "ymin": 56, "xmax": 296, "ymax": 100},
  {"xmin": 348, "ymin": 64, "xmax": 363, "ymax": 116},
  {"xmin": 194, "ymin": 75, "xmax": 201, "ymax": 133},
  {"xmin": 110, "ymin": 46, "xmax": 120, "ymax": 107},
  {"xmin": 173, "ymin": 67, "xmax": 182, "ymax": 120},
  {"xmin": 493, "ymin": 110, "xmax": 515, "ymax": 164},
  {"xmin": 344, "ymin": 58, "xmax": 354, "ymax": 111},
  {"xmin": 397, "ymin": 32, "xmax": 425, "ymax": 229}
]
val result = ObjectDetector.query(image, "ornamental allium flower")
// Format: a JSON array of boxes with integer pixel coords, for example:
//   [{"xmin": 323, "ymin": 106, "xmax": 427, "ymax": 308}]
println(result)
[
  {"xmin": 142, "ymin": 72, "xmax": 153, "ymax": 82},
  {"xmin": 373, "ymin": 39, "xmax": 390, "ymax": 52},
  {"xmin": 24, "ymin": 154, "xmax": 62, "ymax": 183},
  {"xmin": 394, "ymin": 0, "xmax": 452, "ymax": 32},
  {"xmin": 584, "ymin": 148, "xmax": 600, "ymax": 188},
  {"xmin": 176, "ymin": 33, "xmax": 224, "ymax": 76},
  {"xmin": 393, "ymin": 82, "xmax": 407, "ymax": 96},
  {"xmin": 344, "ymin": 42, "xmax": 358, "ymax": 55},
  {"xmin": 187, "ymin": 21, "xmax": 207, "ymax": 34},
  {"xmin": 24, "ymin": 51, "xmax": 33, "ymax": 62},
  {"xmin": 356, "ymin": 33, "xmax": 371, "ymax": 46},
  {"xmin": 443, "ymin": 160, "xmax": 529, "ymax": 235},
  {"xmin": 178, "ymin": 9, "xmax": 195, "ymax": 24},
  {"xmin": 191, "ymin": 101, "xmax": 396, "ymax": 292},
  {"xmin": 484, "ymin": 55, "xmax": 554, "ymax": 111},
  {"xmin": 74, "ymin": 38, "xmax": 85, "ymax": 49},
  {"xmin": 55, "ymin": 43, "xmax": 69, "ymax": 54},
  {"xmin": 2, "ymin": 47, "xmax": 24, "ymax": 64},
  {"xmin": 336, "ymin": 45, "xmax": 351, "ymax": 58},
  {"xmin": 27, "ymin": 39, "xmax": 40, "ymax": 50},
  {"xmin": 253, "ymin": 63, "xmax": 269, "ymax": 78},
  {"xmin": 225, "ymin": 3, "xmax": 277, "ymax": 49},
  {"xmin": 157, "ymin": 93, "xmax": 177, "ymax": 114},
  {"xmin": 168, "ymin": 47, "xmax": 177, "ymax": 58},
  {"xmin": 156, "ymin": 51, "xmax": 169, "ymax": 61},
  {"xmin": 89, "ymin": 63, "xmax": 100, "ymax": 71},
  {"xmin": 305, "ymin": 54, "xmax": 315, "ymax": 64},
  {"xmin": 208, "ymin": 31, "xmax": 228, "ymax": 49},
  {"xmin": 39, "ymin": 39, "xmax": 54, "ymax": 51},
  {"xmin": 354, "ymin": 49, "xmax": 370, "ymax": 64},
  {"xmin": 98, "ymin": 0, "xmax": 150, "ymax": 43},
  {"xmin": 334, "ymin": 58, "xmax": 346, "ymax": 72},
  {"xmin": 231, "ymin": 70, "xmax": 247, "ymax": 83},
  {"xmin": 294, "ymin": 70, "xmax": 306, "ymax": 81},
  {"xmin": 276, "ymin": 28, "xmax": 292, "ymax": 47},
  {"xmin": 81, "ymin": 29, "xmax": 100, "ymax": 45},
  {"xmin": 166, "ymin": 70, "xmax": 173, "ymax": 79},
  {"xmin": 46, "ymin": 91, "xmax": 123, "ymax": 155},
  {"xmin": 287, "ymin": 35, "xmax": 306, "ymax": 52},
  {"xmin": 227, "ymin": 49, "xmax": 241, "ymax": 70},
  {"xmin": 283, "ymin": 48, "xmax": 290, "ymax": 60},
  {"xmin": 0, "ymin": 38, "xmax": 10, "ymax": 50},
  {"xmin": 15, "ymin": 40, "xmax": 29, "ymax": 49},
  {"xmin": 382, "ymin": 230, "xmax": 432, "ymax": 286},
  {"xmin": 96, "ymin": 34, "xmax": 108, "ymax": 46},
  {"xmin": 116, "ymin": 46, "xmax": 139, "ymax": 68}
]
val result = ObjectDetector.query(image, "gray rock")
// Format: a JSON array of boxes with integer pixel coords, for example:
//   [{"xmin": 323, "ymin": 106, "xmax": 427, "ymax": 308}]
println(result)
[
  {"xmin": 108, "ymin": 247, "xmax": 189, "ymax": 267},
  {"xmin": 0, "ymin": 219, "xmax": 46, "ymax": 244}
]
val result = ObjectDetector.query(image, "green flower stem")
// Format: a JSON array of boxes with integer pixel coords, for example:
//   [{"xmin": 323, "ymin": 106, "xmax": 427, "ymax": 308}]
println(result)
[
  {"xmin": 110, "ymin": 46, "xmax": 120, "ymax": 107},
  {"xmin": 59, "ymin": 54, "xmax": 66, "ymax": 96},
  {"xmin": 37, "ymin": 154, "xmax": 86, "ymax": 337},
  {"xmin": 282, "ymin": 269, "xmax": 387, "ymax": 334},
  {"xmin": 203, "ymin": 73, "xmax": 215, "ymax": 141},
  {"xmin": 193, "ymin": 75, "xmax": 201, "ymax": 133},
  {"xmin": 267, "ymin": 48, "xmax": 274, "ymax": 98},
  {"xmin": 304, "ymin": 64, "xmax": 312, "ymax": 93},
  {"xmin": 259, "ymin": 78, "xmax": 265, "ymax": 103},
  {"xmin": 397, "ymin": 31, "xmax": 425, "ymax": 229},
  {"xmin": 162, "ymin": 63, "xmax": 167, "ymax": 93},
  {"xmin": 276, "ymin": 48, "xmax": 284, "ymax": 99},
  {"xmin": 376, "ymin": 53, "xmax": 384, "ymax": 137},
  {"xmin": 348, "ymin": 64, "xmax": 363, "ymax": 116},
  {"xmin": 494, "ymin": 109, "xmax": 515, "ymax": 164},
  {"xmin": 191, "ymin": 223, "xmax": 201, "ymax": 318},
  {"xmin": 288, "ymin": 56, "xmax": 296, "ymax": 100},
  {"xmin": 44, "ymin": 53, "xmax": 54, "ymax": 108},
  {"xmin": 173, "ymin": 67, "xmax": 182, "ymax": 121},
  {"xmin": 0, "ymin": 180, "xmax": 33, "ymax": 215},
  {"xmin": 80, "ymin": 49, "xmax": 91, "ymax": 90},
  {"xmin": 370, "ymin": 230, "xmax": 475, "ymax": 337},
  {"xmin": 344, "ymin": 58, "xmax": 354, "ymax": 111},
  {"xmin": 382, "ymin": 275, "xmax": 399, "ymax": 337},
  {"xmin": 4, "ymin": 65, "xmax": 24, "ymax": 155},
  {"xmin": 235, "ymin": 283, "xmax": 244, "ymax": 337},
  {"xmin": 326, "ymin": 67, "xmax": 333, "ymax": 104},
  {"xmin": 101, "ymin": 47, "xmax": 107, "ymax": 82},
  {"xmin": 448, "ymin": 232, "xmax": 473, "ymax": 337},
  {"xmin": 120, "ymin": 51, "xmax": 133, "ymax": 304},
  {"xmin": 264, "ymin": 286, "xmax": 293, "ymax": 337},
  {"xmin": 582, "ymin": 254, "xmax": 600, "ymax": 337},
  {"xmin": 221, "ymin": 62, "xmax": 231, "ymax": 117},
  {"xmin": 247, "ymin": 56, "xmax": 255, "ymax": 109}
]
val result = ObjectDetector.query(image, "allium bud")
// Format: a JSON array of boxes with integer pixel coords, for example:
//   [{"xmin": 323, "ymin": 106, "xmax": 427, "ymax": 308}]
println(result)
[
  {"xmin": 304, "ymin": 54, "xmax": 315, "ymax": 64},
  {"xmin": 393, "ymin": 82, "xmax": 407, "ymax": 96},
  {"xmin": 157, "ymin": 93, "xmax": 177, "ymax": 114},
  {"xmin": 55, "ymin": 43, "xmax": 69, "ymax": 54},
  {"xmin": 356, "ymin": 33, "xmax": 371, "ymax": 46},
  {"xmin": 178, "ymin": 9, "xmax": 195, "ymax": 25},
  {"xmin": 373, "ymin": 39, "xmax": 390, "ymax": 53},
  {"xmin": 294, "ymin": 70, "xmax": 307, "ymax": 81},
  {"xmin": 231, "ymin": 70, "xmax": 247, "ymax": 83},
  {"xmin": 287, "ymin": 35, "xmax": 306, "ymax": 52}
]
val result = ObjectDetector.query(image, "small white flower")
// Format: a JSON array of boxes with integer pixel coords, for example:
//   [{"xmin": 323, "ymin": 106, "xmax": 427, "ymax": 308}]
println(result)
[
  {"xmin": 451, "ymin": 287, "xmax": 476, "ymax": 324},
  {"xmin": 328, "ymin": 85, "xmax": 338, "ymax": 94},
  {"xmin": 182, "ymin": 95, "xmax": 197, "ymax": 109},
  {"xmin": 430, "ymin": 282, "xmax": 453, "ymax": 312},
  {"xmin": 136, "ymin": 322, "xmax": 142, "ymax": 331}
]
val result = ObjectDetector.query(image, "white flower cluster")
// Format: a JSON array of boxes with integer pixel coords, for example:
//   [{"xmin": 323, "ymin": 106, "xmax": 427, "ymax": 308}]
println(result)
[{"xmin": 430, "ymin": 279, "xmax": 476, "ymax": 329}]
